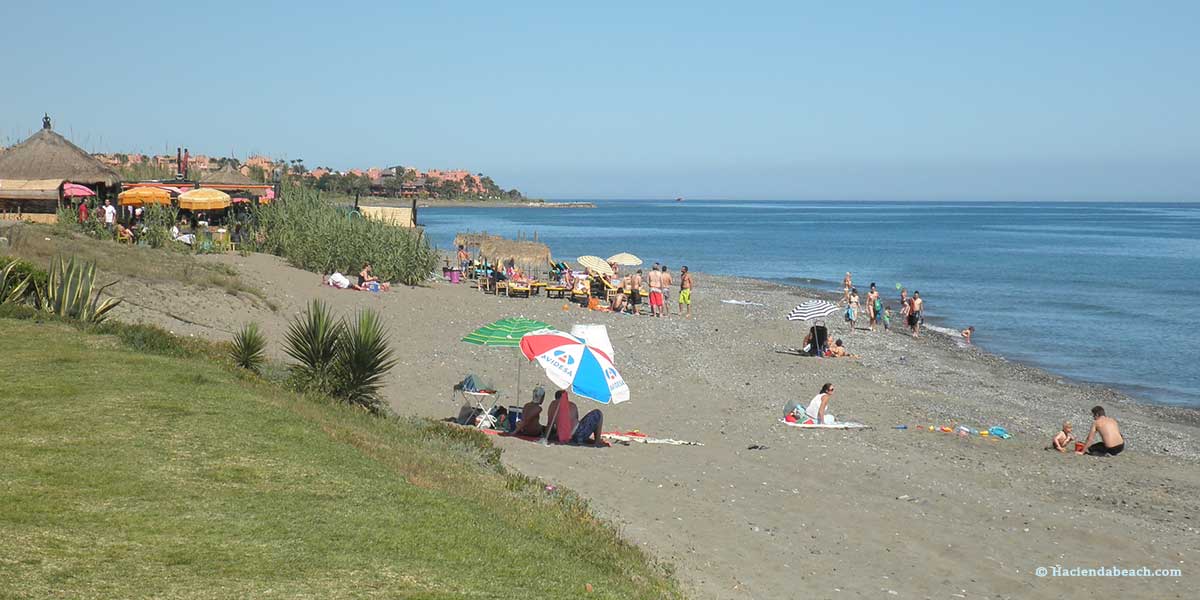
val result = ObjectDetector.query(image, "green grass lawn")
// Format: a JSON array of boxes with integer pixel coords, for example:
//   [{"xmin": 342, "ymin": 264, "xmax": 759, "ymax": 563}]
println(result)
[{"xmin": 0, "ymin": 319, "xmax": 679, "ymax": 599}]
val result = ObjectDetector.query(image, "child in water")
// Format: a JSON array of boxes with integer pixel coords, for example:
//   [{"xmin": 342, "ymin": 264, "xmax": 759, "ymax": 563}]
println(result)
[
  {"xmin": 1046, "ymin": 422, "xmax": 1075, "ymax": 452},
  {"xmin": 961, "ymin": 326, "xmax": 975, "ymax": 345}
]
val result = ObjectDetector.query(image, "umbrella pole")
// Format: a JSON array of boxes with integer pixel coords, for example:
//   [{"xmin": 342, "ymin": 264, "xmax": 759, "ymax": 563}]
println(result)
[{"xmin": 540, "ymin": 399, "xmax": 560, "ymax": 446}]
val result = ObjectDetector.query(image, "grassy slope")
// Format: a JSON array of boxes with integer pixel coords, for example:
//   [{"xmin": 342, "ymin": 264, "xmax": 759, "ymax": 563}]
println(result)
[{"xmin": 0, "ymin": 320, "xmax": 678, "ymax": 599}]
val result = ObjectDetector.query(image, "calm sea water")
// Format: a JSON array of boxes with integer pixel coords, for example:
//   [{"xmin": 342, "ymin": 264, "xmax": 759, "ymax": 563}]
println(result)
[{"xmin": 421, "ymin": 201, "xmax": 1200, "ymax": 408}]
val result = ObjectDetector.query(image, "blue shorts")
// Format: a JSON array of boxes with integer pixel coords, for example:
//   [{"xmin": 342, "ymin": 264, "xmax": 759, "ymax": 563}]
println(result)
[{"xmin": 571, "ymin": 409, "xmax": 603, "ymax": 444}]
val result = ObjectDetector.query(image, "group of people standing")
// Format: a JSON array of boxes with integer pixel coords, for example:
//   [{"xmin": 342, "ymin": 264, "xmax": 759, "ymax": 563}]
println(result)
[
  {"xmin": 606, "ymin": 262, "xmax": 694, "ymax": 319},
  {"xmin": 841, "ymin": 272, "xmax": 924, "ymax": 338}
]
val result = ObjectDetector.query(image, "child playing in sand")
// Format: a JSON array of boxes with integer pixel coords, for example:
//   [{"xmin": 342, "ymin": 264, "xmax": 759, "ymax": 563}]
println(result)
[{"xmin": 1046, "ymin": 421, "xmax": 1074, "ymax": 452}]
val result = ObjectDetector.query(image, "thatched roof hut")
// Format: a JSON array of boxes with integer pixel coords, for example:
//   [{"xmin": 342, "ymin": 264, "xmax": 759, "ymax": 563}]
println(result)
[
  {"xmin": 479, "ymin": 238, "xmax": 552, "ymax": 271},
  {"xmin": 200, "ymin": 163, "xmax": 257, "ymax": 186},
  {"xmin": 454, "ymin": 231, "xmax": 502, "ymax": 250},
  {"xmin": 0, "ymin": 116, "xmax": 120, "ymax": 189}
]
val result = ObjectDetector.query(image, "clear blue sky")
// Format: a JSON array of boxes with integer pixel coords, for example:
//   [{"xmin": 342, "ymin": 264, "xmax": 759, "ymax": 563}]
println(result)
[{"xmin": 2, "ymin": 1, "xmax": 1197, "ymax": 200}]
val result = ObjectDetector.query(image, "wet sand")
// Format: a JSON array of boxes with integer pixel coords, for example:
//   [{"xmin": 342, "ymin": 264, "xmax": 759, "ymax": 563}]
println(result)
[{"xmin": 109, "ymin": 254, "xmax": 1199, "ymax": 599}]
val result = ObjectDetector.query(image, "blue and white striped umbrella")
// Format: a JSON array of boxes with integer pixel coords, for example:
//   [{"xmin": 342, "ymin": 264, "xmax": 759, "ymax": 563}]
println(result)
[{"xmin": 787, "ymin": 299, "xmax": 840, "ymax": 322}]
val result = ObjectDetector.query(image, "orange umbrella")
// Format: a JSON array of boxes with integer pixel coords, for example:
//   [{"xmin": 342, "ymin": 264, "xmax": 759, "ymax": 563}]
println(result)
[
  {"xmin": 118, "ymin": 187, "xmax": 171, "ymax": 206},
  {"xmin": 178, "ymin": 188, "xmax": 231, "ymax": 211}
]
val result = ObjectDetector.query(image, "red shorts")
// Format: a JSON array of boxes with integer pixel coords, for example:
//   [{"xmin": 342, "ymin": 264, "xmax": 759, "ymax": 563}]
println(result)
[{"xmin": 649, "ymin": 291, "xmax": 664, "ymax": 307}]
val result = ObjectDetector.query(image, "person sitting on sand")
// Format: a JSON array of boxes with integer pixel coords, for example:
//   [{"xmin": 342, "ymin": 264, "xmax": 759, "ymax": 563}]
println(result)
[
  {"xmin": 961, "ymin": 326, "xmax": 975, "ymax": 345},
  {"xmin": 610, "ymin": 288, "xmax": 628, "ymax": 313},
  {"xmin": 1077, "ymin": 406, "xmax": 1125, "ymax": 456},
  {"xmin": 784, "ymin": 383, "xmax": 837, "ymax": 425},
  {"xmin": 358, "ymin": 264, "xmax": 391, "ymax": 292},
  {"xmin": 514, "ymin": 387, "xmax": 545, "ymax": 437},
  {"xmin": 1046, "ymin": 421, "xmax": 1075, "ymax": 452},
  {"xmin": 545, "ymin": 390, "xmax": 605, "ymax": 445},
  {"xmin": 827, "ymin": 339, "xmax": 859, "ymax": 358},
  {"xmin": 805, "ymin": 383, "xmax": 837, "ymax": 425}
]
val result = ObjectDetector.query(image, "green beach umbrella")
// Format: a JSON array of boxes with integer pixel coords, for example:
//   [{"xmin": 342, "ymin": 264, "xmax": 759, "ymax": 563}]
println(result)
[{"xmin": 462, "ymin": 317, "xmax": 551, "ymax": 402}]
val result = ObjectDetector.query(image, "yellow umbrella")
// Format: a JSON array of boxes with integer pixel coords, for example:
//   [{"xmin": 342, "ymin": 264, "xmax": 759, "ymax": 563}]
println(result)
[
  {"xmin": 607, "ymin": 252, "xmax": 642, "ymax": 266},
  {"xmin": 118, "ymin": 187, "xmax": 171, "ymax": 206},
  {"xmin": 576, "ymin": 255, "xmax": 614, "ymax": 276},
  {"xmin": 178, "ymin": 188, "xmax": 231, "ymax": 211}
]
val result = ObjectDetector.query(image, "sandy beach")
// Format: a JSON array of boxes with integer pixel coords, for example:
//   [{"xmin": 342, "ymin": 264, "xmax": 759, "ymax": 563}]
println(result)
[{"xmin": 108, "ymin": 254, "xmax": 1199, "ymax": 599}]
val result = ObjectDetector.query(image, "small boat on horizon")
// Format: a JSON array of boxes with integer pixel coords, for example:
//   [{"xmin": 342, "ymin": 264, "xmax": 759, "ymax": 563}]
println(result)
[{"xmin": 675, "ymin": 197, "xmax": 684, "ymax": 202}]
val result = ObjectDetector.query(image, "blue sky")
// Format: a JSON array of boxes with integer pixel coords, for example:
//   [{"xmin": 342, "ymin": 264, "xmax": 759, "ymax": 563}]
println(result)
[{"xmin": 2, "ymin": 1, "xmax": 1197, "ymax": 200}]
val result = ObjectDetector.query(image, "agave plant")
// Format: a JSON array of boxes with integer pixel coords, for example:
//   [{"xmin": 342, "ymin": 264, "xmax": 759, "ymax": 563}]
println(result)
[
  {"xmin": 36, "ymin": 256, "xmax": 121, "ymax": 322},
  {"xmin": 230, "ymin": 322, "xmax": 267, "ymax": 373},
  {"xmin": 333, "ymin": 309, "xmax": 398, "ymax": 413},
  {"xmin": 283, "ymin": 300, "xmax": 343, "ymax": 394},
  {"xmin": 0, "ymin": 260, "xmax": 31, "ymax": 304}
]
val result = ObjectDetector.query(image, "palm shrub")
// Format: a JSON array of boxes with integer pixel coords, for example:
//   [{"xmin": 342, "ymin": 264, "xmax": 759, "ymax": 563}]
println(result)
[
  {"xmin": 283, "ymin": 300, "xmax": 343, "ymax": 394},
  {"xmin": 333, "ymin": 309, "xmax": 397, "ymax": 414},
  {"xmin": 36, "ymin": 255, "xmax": 121, "ymax": 323},
  {"xmin": 0, "ymin": 257, "xmax": 48, "ymax": 303},
  {"xmin": 230, "ymin": 322, "xmax": 267, "ymax": 373}
]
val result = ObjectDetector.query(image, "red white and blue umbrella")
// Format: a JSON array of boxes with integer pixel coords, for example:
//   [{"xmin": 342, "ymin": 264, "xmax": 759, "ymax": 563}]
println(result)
[{"xmin": 519, "ymin": 329, "xmax": 630, "ymax": 404}]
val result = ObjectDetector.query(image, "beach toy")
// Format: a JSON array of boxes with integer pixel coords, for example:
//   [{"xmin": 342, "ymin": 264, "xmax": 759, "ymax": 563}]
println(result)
[
  {"xmin": 940, "ymin": 426, "xmax": 952, "ymax": 433},
  {"xmin": 1075, "ymin": 441, "xmax": 1085, "ymax": 452},
  {"xmin": 988, "ymin": 426, "xmax": 1012, "ymax": 439},
  {"xmin": 893, "ymin": 425, "xmax": 908, "ymax": 430},
  {"xmin": 928, "ymin": 425, "xmax": 935, "ymax": 431},
  {"xmin": 980, "ymin": 430, "xmax": 989, "ymax": 436}
]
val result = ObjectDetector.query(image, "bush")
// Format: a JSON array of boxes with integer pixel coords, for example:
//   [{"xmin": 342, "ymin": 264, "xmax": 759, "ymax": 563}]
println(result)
[
  {"xmin": 140, "ymin": 203, "xmax": 179, "ymax": 249},
  {"xmin": 283, "ymin": 300, "xmax": 397, "ymax": 414},
  {"xmin": 230, "ymin": 322, "xmax": 267, "ymax": 373},
  {"xmin": 283, "ymin": 300, "xmax": 343, "ymax": 395},
  {"xmin": 0, "ymin": 256, "xmax": 48, "ymax": 302},
  {"xmin": 36, "ymin": 255, "xmax": 121, "ymax": 323},
  {"xmin": 333, "ymin": 309, "xmax": 397, "ymax": 413},
  {"xmin": 250, "ymin": 186, "xmax": 439, "ymax": 285}
]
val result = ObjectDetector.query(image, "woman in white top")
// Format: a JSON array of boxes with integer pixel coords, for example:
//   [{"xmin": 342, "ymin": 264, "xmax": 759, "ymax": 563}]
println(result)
[{"xmin": 805, "ymin": 383, "xmax": 836, "ymax": 425}]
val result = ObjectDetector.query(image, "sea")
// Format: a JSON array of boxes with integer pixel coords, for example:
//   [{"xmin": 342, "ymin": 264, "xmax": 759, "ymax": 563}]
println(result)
[{"xmin": 420, "ymin": 200, "xmax": 1200, "ymax": 409}]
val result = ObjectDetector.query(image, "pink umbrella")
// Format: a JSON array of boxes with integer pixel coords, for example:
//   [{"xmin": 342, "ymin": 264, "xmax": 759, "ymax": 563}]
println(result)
[
  {"xmin": 63, "ymin": 183, "xmax": 96, "ymax": 198},
  {"xmin": 262, "ymin": 187, "xmax": 276, "ymax": 199},
  {"xmin": 231, "ymin": 197, "xmax": 250, "ymax": 204}
]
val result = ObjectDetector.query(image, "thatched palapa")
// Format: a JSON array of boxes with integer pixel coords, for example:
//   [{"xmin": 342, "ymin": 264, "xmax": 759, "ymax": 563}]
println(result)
[
  {"xmin": 0, "ymin": 116, "xmax": 121, "ymax": 190},
  {"xmin": 454, "ymin": 231, "xmax": 503, "ymax": 250},
  {"xmin": 199, "ymin": 163, "xmax": 257, "ymax": 186},
  {"xmin": 479, "ymin": 238, "xmax": 552, "ymax": 271}
]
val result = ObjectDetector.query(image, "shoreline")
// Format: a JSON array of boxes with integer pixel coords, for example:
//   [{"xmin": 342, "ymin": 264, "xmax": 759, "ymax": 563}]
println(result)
[
  {"xmin": 416, "ymin": 198, "xmax": 596, "ymax": 208},
  {"xmin": 96, "ymin": 251, "xmax": 1200, "ymax": 598}
]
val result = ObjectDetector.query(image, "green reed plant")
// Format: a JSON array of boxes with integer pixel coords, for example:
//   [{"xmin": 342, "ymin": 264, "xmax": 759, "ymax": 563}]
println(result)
[
  {"xmin": 230, "ymin": 322, "xmax": 268, "ymax": 373},
  {"xmin": 250, "ymin": 186, "xmax": 438, "ymax": 285},
  {"xmin": 140, "ymin": 203, "xmax": 179, "ymax": 249},
  {"xmin": 0, "ymin": 259, "xmax": 31, "ymax": 304}
]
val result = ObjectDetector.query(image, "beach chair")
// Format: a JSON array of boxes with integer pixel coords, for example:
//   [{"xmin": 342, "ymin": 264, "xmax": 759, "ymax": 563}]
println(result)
[
  {"xmin": 600, "ymin": 277, "xmax": 620, "ymax": 304},
  {"xmin": 507, "ymin": 281, "xmax": 531, "ymax": 298},
  {"xmin": 544, "ymin": 284, "xmax": 568, "ymax": 299}
]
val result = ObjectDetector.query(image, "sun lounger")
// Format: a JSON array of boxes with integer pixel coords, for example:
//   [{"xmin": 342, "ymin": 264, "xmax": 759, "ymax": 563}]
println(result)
[
  {"xmin": 507, "ymin": 282, "xmax": 531, "ymax": 298},
  {"xmin": 545, "ymin": 285, "xmax": 568, "ymax": 299}
]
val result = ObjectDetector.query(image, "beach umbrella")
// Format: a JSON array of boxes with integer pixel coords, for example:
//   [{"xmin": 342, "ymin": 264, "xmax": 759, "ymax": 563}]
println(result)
[
  {"xmin": 231, "ymin": 197, "xmax": 250, "ymax": 204},
  {"xmin": 118, "ymin": 187, "xmax": 171, "ymax": 206},
  {"xmin": 520, "ymin": 329, "xmax": 629, "ymax": 405},
  {"xmin": 178, "ymin": 188, "xmax": 231, "ymax": 211},
  {"xmin": 606, "ymin": 252, "xmax": 643, "ymax": 266},
  {"xmin": 462, "ymin": 317, "xmax": 551, "ymax": 402},
  {"xmin": 787, "ymin": 299, "xmax": 840, "ymax": 322},
  {"xmin": 576, "ymin": 255, "xmax": 614, "ymax": 276},
  {"xmin": 62, "ymin": 183, "xmax": 95, "ymax": 198}
]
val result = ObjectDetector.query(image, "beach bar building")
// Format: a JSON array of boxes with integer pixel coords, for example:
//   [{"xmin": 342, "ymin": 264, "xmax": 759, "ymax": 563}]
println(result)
[{"xmin": 0, "ymin": 115, "xmax": 121, "ymax": 220}]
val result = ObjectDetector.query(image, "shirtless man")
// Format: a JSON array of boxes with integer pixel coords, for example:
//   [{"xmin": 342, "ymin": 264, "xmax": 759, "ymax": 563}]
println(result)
[
  {"xmin": 679, "ymin": 266, "xmax": 694, "ymax": 319},
  {"xmin": 631, "ymin": 269, "xmax": 644, "ymax": 315},
  {"xmin": 647, "ymin": 265, "xmax": 664, "ymax": 317},
  {"xmin": 842, "ymin": 272, "xmax": 853, "ymax": 305},
  {"xmin": 866, "ymin": 283, "xmax": 880, "ymax": 332},
  {"xmin": 660, "ymin": 265, "xmax": 673, "ymax": 317},
  {"xmin": 910, "ymin": 291, "xmax": 924, "ymax": 338},
  {"xmin": 1077, "ymin": 406, "xmax": 1125, "ymax": 456}
]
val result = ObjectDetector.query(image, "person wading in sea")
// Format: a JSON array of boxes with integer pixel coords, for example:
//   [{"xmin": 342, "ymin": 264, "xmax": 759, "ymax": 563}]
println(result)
[{"xmin": 910, "ymin": 291, "xmax": 924, "ymax": 338}]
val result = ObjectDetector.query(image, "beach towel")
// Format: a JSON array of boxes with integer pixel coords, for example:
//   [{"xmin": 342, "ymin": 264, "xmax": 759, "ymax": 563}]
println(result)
[
  {"xmin": 778, "ymin": 418, "xmax": 869, "ymax": 430},
  {"xmin": 721, "ymin": 299, "xmax": 765, "ymax": 307},
  {"xmin": 601, "ymin": 432, "xmax": 704, "ymax": 446}
]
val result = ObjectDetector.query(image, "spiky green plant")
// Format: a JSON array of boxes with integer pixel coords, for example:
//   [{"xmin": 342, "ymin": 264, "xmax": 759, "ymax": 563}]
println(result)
[
  {"xmin": 0, "ymin": 260, "xmax": 31, "ymax": 304},
  {"xmin": 283, "ymin": 300, "xmax": 343, "ymax": 394},
  {"xmin": 36, "ymin": 256, "xmax": 121, "ymax": 323},
  {"xmin": 333, "ymin": 309, "xmax": 397, "ymax": 414},
  {"xmin": 230, "ymin": 322, "xmax": 267, "ymax": 373}
]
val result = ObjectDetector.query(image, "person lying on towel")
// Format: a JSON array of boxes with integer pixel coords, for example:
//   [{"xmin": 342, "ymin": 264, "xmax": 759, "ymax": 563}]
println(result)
[
  {"xmin": 783, "ymin": 382, "xmax": 837, "ymax": 425},
  {"xmin": 546, "ymin": 390, "xmax": 604, "ymax": 445}
]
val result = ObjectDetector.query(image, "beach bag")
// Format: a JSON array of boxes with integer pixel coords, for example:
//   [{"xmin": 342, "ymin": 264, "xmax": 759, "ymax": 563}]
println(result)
[{"xmin": 366, "ymin": 281, "xmax": 381, "ymax": 292}]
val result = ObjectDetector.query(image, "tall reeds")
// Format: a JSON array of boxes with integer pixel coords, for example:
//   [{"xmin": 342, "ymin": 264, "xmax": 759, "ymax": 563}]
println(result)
[{"xmin": 250, "ymin": 186, "xmax": 438, "ymax": 285}]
